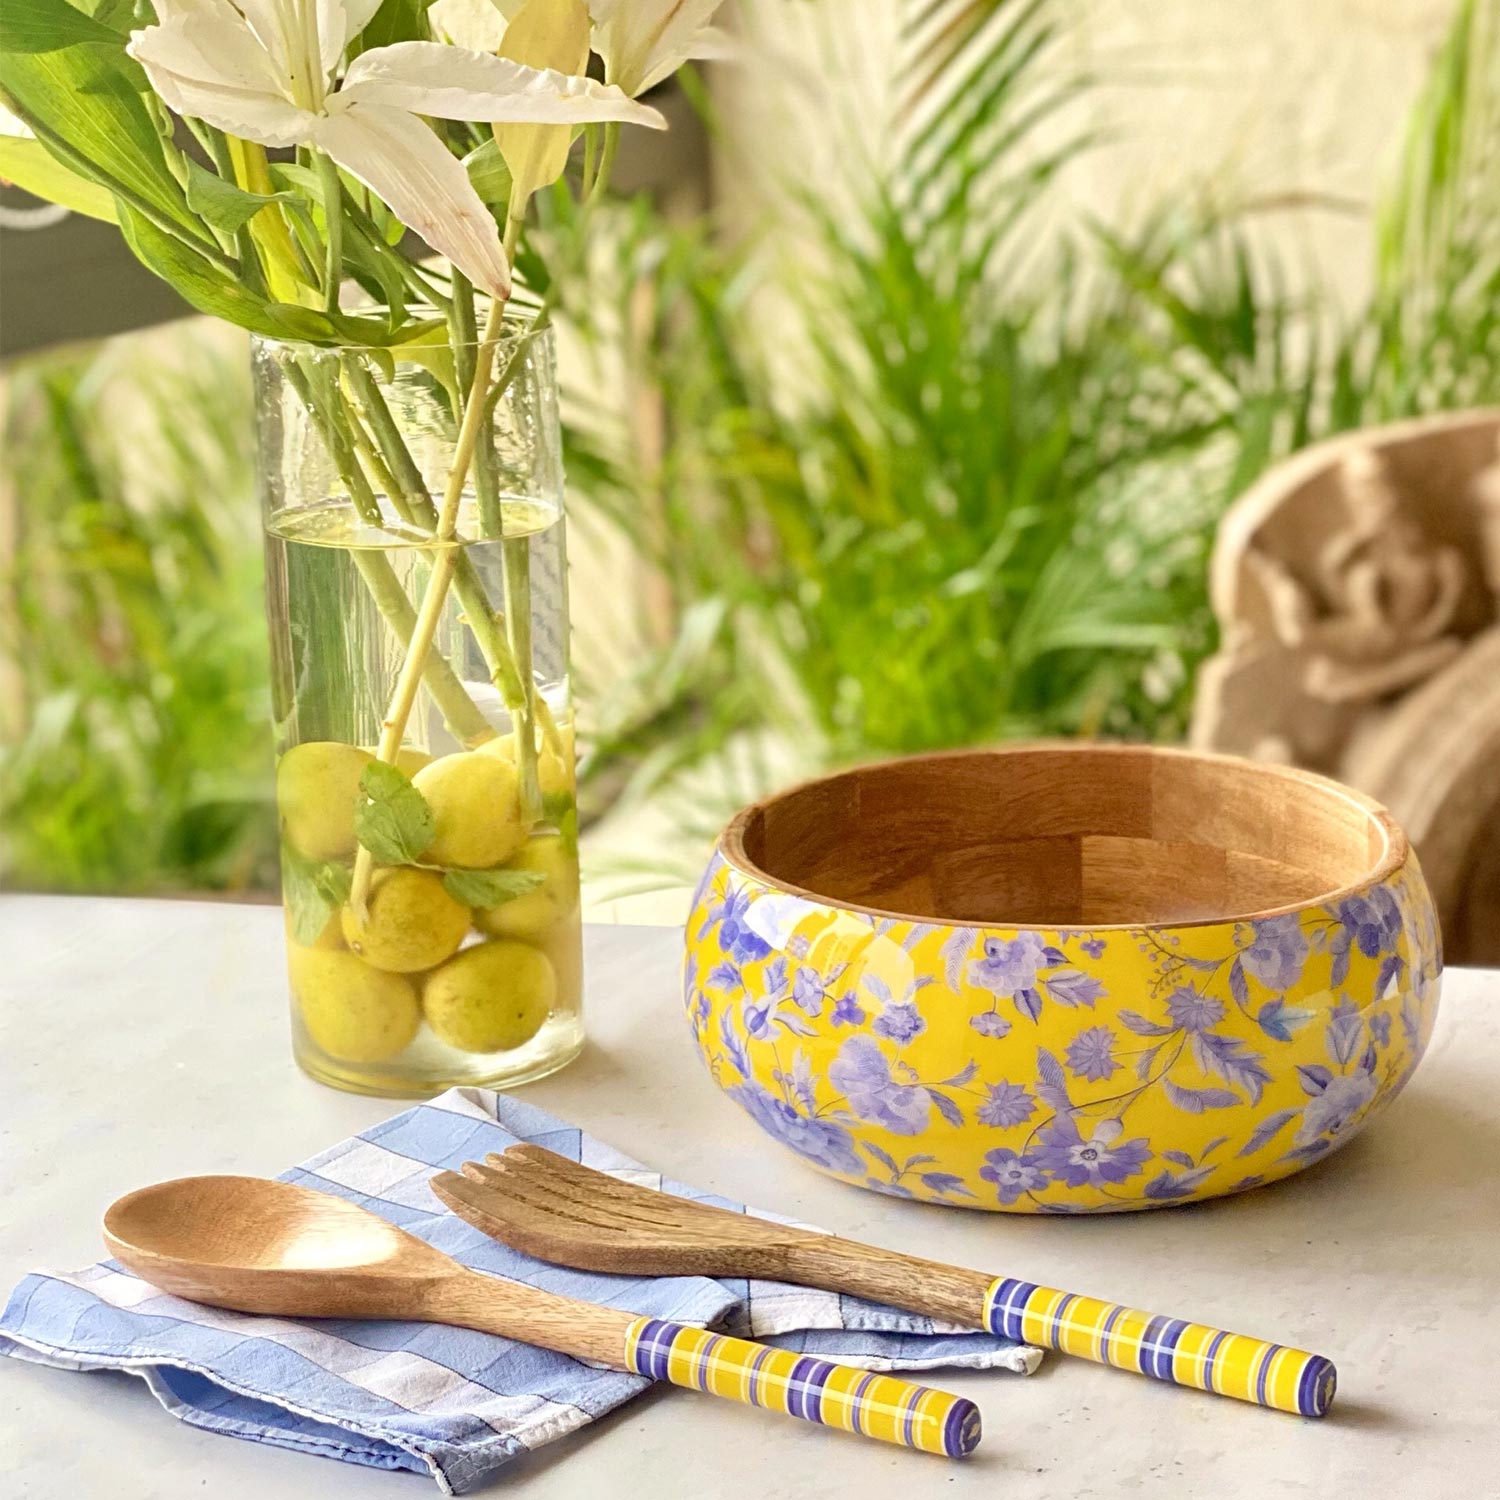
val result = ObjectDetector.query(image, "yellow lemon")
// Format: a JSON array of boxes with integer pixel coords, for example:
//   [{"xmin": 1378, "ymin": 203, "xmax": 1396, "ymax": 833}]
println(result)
[
  {"xmin": 285, "ymin": 905, "xmax": 345, "ymax": 952},
  {"xmin": 473, "ymin": 834, "xmax": 578, "ymax": 941},
  {"xmin": 411, "ymin": 752, "xmax": 524, "ymax": 869},
  {"xmin": 288, "ymin": 946, "xmax": 419, "ymax": 1062},
  {"xmin": 360, "ymin": 745, "xmax": 434, "ymax": 778},
  {"xmin": 422, "ymin": 940, "xmax": 554, "ymax": 1053},
  {"xmin": 476, "ymin": 725, "xmax": 575, "ymax": 800},
  {"xmin": 341, "ymin": 867, "xmax": 471, "ymax": 973},
  {"xmin": 276, "ymin": 741, "xmax": 373, "ymax": 861}
]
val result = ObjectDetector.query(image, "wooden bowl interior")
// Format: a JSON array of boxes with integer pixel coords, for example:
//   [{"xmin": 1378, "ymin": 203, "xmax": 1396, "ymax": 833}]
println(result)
[{"xmin": 730, "ymin": 749, "xmax": 1397, "ymax": 927}]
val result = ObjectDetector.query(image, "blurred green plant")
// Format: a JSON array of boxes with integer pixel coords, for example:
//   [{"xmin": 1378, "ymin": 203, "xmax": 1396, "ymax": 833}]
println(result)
[
  {"xmin": 558, "ymin": 0, "xmax": 1500, "ymax": 890},
  {"xmin": 0, "ymin": 324, "xmax": 276, "ymax": 893}
]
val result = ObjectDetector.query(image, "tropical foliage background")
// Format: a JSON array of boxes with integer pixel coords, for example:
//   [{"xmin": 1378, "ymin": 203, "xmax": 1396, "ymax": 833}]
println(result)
[{"xmin": 3, "ymin": 0, "xmax": 1497, "ymax": 900}]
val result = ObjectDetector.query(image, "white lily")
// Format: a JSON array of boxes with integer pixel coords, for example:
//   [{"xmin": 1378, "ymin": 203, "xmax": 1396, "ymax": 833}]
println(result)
[
  {"xmin": 590, "ymin": 0, "xmax": 730, "ymax": 96},
  {"xmin": 126, "ymin": 0, "xmax": 666, "ymax": 297},
  {"xmin": 432, "ymin": 0, "xmax": 730, "ymax": 97}
]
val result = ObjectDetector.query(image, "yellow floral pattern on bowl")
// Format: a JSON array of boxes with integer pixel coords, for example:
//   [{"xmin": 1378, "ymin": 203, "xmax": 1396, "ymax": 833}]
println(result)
[{"xmin": 683, "ymin": 852, "xmax": 1442, "ymax": 1212}]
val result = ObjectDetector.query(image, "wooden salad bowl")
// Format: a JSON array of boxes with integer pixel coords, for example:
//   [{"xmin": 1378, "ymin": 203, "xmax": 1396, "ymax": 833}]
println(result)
[{"xmin": 683, "ymin": 745, "xmax": 1442, "ymax": 1212}]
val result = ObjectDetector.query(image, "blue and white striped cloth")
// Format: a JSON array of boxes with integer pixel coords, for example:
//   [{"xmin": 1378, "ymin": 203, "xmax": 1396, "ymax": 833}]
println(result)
[{"xmin": 0, "ymin": 1087, "xmax": 1039, "ymax": 1493}]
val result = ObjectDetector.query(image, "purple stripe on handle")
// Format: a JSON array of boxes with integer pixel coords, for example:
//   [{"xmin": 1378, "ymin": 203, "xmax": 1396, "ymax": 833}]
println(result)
[
  {"xmin": 1136, "ymin": 1315, "xmax": 1169, "ymax": 1377},
  {"xmin": 989, "ymin": 1279, "xmax": 1037, "ymax": 1342},
  {"xmin": 630, "ymin": 1319, "xmax": 677, "ymax": 1382},
  {"xmin": 1144, "ymin": 1317, "xmax": 1189, "ymax": 1382},
  {"xmin": 1254, "ymin": 1343, "xmax": 1279, "ymax": 1408},
  {"xmin": 747, "ymin": 1343, "xmax": 775, "ymax": 1408},
  {"xmin": 786, "ymin": 1357, "xmax": 835, "ymax": 1423},
  {"xmin": 697, "ymin": 1333, "xmax": 724, "ymax": 1392},
  {"xmin": 1202, "ymin": 1329, "xmax": 1230, "ymax": 1392},
  {"xmin": 1047, "ymin": 1292, "xmax": 1078, "ymax": 1349},
  {"xmin": 943, "ymin": 1398, "xmax": 982, "ymax": 1459},
  {"xmin": 849, "ymin": 1370, "xmax": 878, "ymax": 1437}
]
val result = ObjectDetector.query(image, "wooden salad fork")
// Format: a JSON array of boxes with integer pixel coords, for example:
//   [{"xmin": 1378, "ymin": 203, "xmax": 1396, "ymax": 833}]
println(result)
[
  {"xmin": 430, "ymin": 1146, "xmax": 1338, "ymax": 1419},
  {"xmin": 102, "ymin": 1175, "xmax": 980, "ymax": 1459}
]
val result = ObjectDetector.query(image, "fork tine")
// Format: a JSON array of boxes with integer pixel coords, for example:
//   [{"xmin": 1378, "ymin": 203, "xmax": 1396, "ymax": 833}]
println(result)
[{"xmin": 481, "ymin": 1154, "xmax": 730, "ymax": 1237}]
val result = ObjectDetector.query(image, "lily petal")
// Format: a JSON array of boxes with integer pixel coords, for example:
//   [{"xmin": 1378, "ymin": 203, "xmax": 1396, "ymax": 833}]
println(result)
[
  {"xmin": 319, "ymin": 0, "xmax": 387, "ymax": 68},
  {"xmin": 128, "ymin": 7, "xmax": 310, "ymax": 146},
  {"xmin": 312, "ymin": 97, "xmax": 512, "ymax": 298},
  {"xmin": 340, "ymin": 40, "xmax": 667, "ymax": 128},
  {"xmin": 591, "ymin": 0, "xmax": 726, "ymax": 96},
  {"xmin": 429, "ymin": 0, "xmax": 522, "ymax": 48}
]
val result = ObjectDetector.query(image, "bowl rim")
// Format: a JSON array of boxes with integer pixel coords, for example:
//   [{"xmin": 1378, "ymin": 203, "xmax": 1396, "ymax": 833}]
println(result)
[{"xmin": 718, "ymin": 742, "xmax": 1410, "ymax": 933}]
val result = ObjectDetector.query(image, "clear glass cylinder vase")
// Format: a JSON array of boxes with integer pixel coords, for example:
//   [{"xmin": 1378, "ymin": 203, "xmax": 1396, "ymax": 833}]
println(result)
[{"xmin": 254, "ymin": 322, "xmax": 582, "ymax": 1096}]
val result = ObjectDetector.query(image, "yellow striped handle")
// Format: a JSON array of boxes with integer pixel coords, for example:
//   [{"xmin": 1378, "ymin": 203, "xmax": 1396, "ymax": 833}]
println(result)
[
  {"xmin": 623, "ymin": 1318, "xmax": 980, "ymax": 1457},
  {"xmin": 983, "ymin": 1278, "xmax": 1335, "ymax": 1417}
]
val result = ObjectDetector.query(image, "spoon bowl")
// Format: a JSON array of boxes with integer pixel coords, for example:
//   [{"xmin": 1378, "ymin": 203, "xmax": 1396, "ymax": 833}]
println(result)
[{"xmin": 104, "ymin": 1175, "xmax": 453, "ymax": 1318}]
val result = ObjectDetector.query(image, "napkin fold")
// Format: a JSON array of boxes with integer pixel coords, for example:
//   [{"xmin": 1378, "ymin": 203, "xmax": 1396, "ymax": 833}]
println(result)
[{"xmin": 0, "ymin": 1087, "xmax": 1039, "ymax": 1493}]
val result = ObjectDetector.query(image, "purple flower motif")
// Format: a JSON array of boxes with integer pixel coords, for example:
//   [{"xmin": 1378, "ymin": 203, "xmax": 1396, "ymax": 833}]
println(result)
[
  {"xmin": 968, "ymin": 931, "xmax": 1048, "ymax": 997},
  {"xmin": 979, "ymin": 1147, "xmax": 1047, "ymax": 1205},
  {"xmin": 792, "ymin": 967, "xmax": 826, "ymax": 1017},
  {"xmin": 1064, "ymin": 1025, "xmax": 1120, "ymax": 1083},
  {"xmin": 706, "ymin": 886, "xmax": 772, "ymax": 965},
  {"xmin": 1335, "ymin": 886, "xmax": 1403, "ymax": 960},
  {"xmin": 1080, "ymin": 938, "xmax": 1107, "ymax": 959},
  {"xmin": 742, "ymin": 999, "xmax": 775, "ymax": 1041},
  {"xmin": 1294, "ymin": 1071, "xmax": 1377, "ymax": 1148},
  {"xmin": 1369, "ymin": 1012, "xmax": 1392, "ymax": 1048},
  {"xmin": 976, "ymin": 1080, "xmax": 1035, "ymax": 1128},
  {"xmin": 726, "ymin": 1082, "xmax": 863, "ymax": 1176},
  {"xmin": 1029, "ymin": 1115, "xmax": 1152, "ymax": 1188},
  {"xmin": 690, "ymin": 991, "xmax": 711, "ymax": 1031},
  {"xmin": 830, "ymin": 993, "xmax": 866, "ymax": 1027},
  {"xmin": 827, "ymin": 1036, "xmax": 931, "ymax": 1135},
  {"xmin": 873, "ymin": 1000, "xmax": 925, "ymax": 1045},
  {"xmin": 1165, "ymin": 985, "xmax": 1225, "ymax": 1034},
  {"xmin": 1241, "ymin": 914, "xmax": 1310, "ymax": 990},
  {"xmin": 970, "ymin": 1009, "xmax": 1012, "ymax": 1039}
]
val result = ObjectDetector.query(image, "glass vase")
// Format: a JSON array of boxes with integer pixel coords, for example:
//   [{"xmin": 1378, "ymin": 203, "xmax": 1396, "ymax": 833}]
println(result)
[{"xmin": 254, "ymin": 322, "xmax": 583, "ymax": 1096}]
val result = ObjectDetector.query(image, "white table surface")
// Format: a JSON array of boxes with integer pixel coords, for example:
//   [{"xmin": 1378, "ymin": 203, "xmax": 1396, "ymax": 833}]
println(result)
[{"xmin": 2, "ymin": 894, "xmax": 1497, "ymax": 1499}]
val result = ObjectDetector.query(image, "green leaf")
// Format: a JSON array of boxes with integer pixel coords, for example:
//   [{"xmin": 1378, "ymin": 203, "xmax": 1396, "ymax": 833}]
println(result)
[
  {"xmin": 185, "ymin": 159, "xmax": 291, "ymax": 236},
  {"xmin": 463, "ymin": 138, "xmax": 514, "ymax": 210},
  {"xmin": 354, "ymin": 761, "xmax": 435, "ymax": 865},
  {"xmin": 0, "ymin": 40, "xmax": 202, "ymax": 237},
  {"xmin": 442, "ymin": 866, "xmax": 546, "ymax": 908},
  {"xmin": 0, "ymin": 0, "xmax": 122, "ymax": 53},
  {"xmin": 349, "ymin": 0, "xmax": 435, "ymax": 55},
  {"xmin": 116, "ymin": 201, "xmax": 432, "ymax": 345},
  {"xmin": 282, "ymin": 848, "xmax": 353, "ymax": 946},
  {"xmin": 0, "ymin": 132, "xmax": 117, "ymax": 220}
]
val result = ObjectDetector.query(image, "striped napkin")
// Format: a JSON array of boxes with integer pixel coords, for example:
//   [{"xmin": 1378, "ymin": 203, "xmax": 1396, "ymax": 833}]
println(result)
[{"xmin": 0, "ymin": 1087, "xmax": 1039, "ymax": 1493}]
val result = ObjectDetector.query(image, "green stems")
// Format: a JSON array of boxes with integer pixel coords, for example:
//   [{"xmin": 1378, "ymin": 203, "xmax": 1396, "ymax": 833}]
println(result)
[
  {"xmin": 314, "ymin": 152, "xmax": 343, "ymax": 315},
  {"xmin": 350, "ymin": 297, "xmax": 515, "ymax": 912},
  {"xmin": 280, "ymin": 356, "xmax": 494, "ymax": 748}
]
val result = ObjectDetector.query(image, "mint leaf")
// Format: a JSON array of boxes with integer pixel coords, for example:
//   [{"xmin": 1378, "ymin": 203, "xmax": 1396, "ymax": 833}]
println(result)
[
  {"xmin": 541, "ymin": 790, "xmax": 579, "ymax": 856},
  {"xmin": 282, "ymin": 848, "xmax": 352, "ymax": 946},
  {"xmin": 355, "ymin": 761, "xmax": 434, "ymax": 865},
  {"xmin": 443, "ymin": 867, "xmax": 546, "ymax": 908}
]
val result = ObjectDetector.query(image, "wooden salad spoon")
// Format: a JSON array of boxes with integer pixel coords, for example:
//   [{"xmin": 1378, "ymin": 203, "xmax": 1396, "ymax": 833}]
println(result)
[
  {"xmin": 102, "ymin": 1175, "xmax": 981, "ymax": 1459},
  {"xmin": 431, "ymin": 1146, "xmax": 1338, "ymax": 1419}
]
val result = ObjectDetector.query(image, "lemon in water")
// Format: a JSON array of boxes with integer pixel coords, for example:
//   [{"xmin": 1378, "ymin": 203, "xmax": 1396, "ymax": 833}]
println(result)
[
  {"xmin": 476, "ymin": 724, "xmax": 575, "ymax": 799},
  {"xmin": 423, "ymin": 940, "xmax": 554, "ymax": 1053},
  {"xmin": 289, "ymin": 946, "xmax": 420, "ymax": 1062},
  {"xmin": 473, "ymin": 834, "xmax": 577, "ymax": 942},
  {"xmin": 341, "ymin": 867, "xmax": 471, "ymax": 973},
  {"xmin": 411, "ymin": 751, "xmax": 524, "ymax": 869},
  {"xmin": 276, "ymin": 741, "xmax": 373, "ymax": 862}
]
